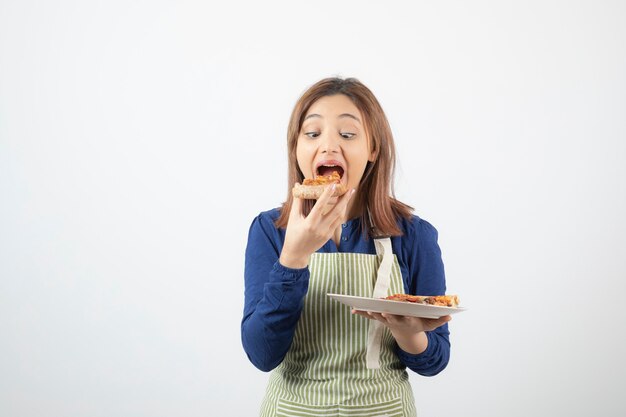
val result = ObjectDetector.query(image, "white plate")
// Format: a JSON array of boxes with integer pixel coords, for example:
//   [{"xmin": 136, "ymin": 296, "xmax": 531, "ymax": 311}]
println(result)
[{"xmin": 327, "ymin": 293, "xmax": 467, "ymax": 319}]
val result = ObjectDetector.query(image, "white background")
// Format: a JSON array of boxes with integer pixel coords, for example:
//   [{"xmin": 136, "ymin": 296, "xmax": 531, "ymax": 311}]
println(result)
[{"xmin": 1, "ymin": 1, "xmax": 625, "ymax": 416}]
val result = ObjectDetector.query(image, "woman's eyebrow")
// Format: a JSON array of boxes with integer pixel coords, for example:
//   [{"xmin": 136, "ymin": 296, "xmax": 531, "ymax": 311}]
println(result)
[
  {"xmin": 303, "ymin": 113, "xmax": 361, "ymax": 123},
  {"xmin": 338, "ymin": 113, "xmax": 361, "ymax": 123}
]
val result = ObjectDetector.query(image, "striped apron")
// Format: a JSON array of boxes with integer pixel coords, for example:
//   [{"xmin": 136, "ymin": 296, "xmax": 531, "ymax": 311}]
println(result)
[{"xmin": 260, "ymin": 238, "xmax": 417, "ymax": 417}]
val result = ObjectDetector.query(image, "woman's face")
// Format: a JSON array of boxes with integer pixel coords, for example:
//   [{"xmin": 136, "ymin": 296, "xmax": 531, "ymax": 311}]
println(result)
[{"xmin": 296, "ymin": 94, "xmax": 375, "ymax": 193}]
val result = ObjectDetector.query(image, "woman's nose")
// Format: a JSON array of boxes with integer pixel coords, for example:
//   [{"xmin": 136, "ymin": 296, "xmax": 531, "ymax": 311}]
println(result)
[{"xmin": 319, "ymin": 132, "xmax": 340, "ymax": 154}]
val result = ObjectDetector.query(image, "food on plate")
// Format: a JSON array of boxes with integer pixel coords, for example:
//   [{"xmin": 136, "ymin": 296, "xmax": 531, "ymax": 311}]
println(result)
[
  {"xmin": 384, "ymin": 294, "xmax": 460, "ymax": 308},
  {"xmin": 292, "ymin": 172, "xmax": 348, "ymax": 199}
]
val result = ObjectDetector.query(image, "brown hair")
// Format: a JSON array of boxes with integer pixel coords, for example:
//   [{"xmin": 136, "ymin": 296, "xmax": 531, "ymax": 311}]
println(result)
[{"xmin": 275, "ymin": 77, "xmax": 413, "ymax": 238}]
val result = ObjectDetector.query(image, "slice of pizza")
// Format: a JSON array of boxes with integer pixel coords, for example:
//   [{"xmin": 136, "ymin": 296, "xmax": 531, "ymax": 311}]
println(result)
[
  {"xmin": 384, "ymin": 293, "xmax": 460, "ymax": 308},
  {"xmin": 422, "ymin": 295, "xmax": 460, "ymax": 307},
  {"xmin": 384, "ymin": 294, "xmax": 428, "ymax": 303},
  {"xmin": 292, "ymin": 172, "xmax": 348, "ymax": 199}
]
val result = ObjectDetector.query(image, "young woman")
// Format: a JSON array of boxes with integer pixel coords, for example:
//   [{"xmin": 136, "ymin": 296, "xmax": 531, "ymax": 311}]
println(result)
[{"xmin": 242, "ymin": 77, "xmax": 452, "ymax": 416}]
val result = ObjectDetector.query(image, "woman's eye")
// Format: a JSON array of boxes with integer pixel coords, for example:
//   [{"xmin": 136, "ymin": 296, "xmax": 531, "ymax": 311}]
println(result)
[
  {"xmin": 305, "ymin": 132, "xmax": 320, "ymax": 138},
  {"xmin": 340, "ymin": 132, "xmax": 355, "ymax": 139}
]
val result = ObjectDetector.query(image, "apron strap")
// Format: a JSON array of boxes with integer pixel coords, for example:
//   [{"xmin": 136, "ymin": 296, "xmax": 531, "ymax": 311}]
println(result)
[{"xmin": 366, "ymin": 237, "xmax": 393, "ymax": 369}]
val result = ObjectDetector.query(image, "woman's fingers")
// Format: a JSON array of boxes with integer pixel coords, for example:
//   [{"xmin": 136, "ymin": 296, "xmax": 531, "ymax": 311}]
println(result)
[
  {"xmin": 351, "ymin": 310, "xmax": 388, "ymax": 322},
  {"xmin": 334, "ymin": 188, "xmax": 355, "ymax": 216},
  {"xmin": 309, "ymin": 184, "xmax": 338, "ymax": 219},
  {"xmin": 321, "ymin": 188, "xmax": 355, "ymax": 229},
  {"xmin": 424, "ymin": 315, "xmax": 452, "ymax": 329},
  {"xmin": 287, "ymin": 184, "xmax": 355, "ymax": 251},
  {"xmin": 308, "ymin": 185, "xmax": 353, "ymax": 233},
  {"xmin": 320, "ymin": 197, "xmax": 338, "ymax": 216},
  {"xmin": 351, "ymin": 309, "xmax": 372, "ymax": 319},
  {"xmin": 351, "ymin": 310, "xmax": 452, "ymax": 332},
  {"xmin": 289, "ymin": 184, "xmax": 303, "ymax": 220}
]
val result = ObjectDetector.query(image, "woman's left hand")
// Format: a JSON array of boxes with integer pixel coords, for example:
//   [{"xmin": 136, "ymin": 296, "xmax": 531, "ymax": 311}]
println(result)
[{"xmin": 351, "ymin": 310, "xmax": 451, "ymax": 354}]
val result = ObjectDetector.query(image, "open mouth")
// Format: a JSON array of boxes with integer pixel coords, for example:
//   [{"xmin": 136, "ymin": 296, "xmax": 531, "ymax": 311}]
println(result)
[{"xmin": 316, "ymin": 164, "xmax": 345, "ymax": 179}]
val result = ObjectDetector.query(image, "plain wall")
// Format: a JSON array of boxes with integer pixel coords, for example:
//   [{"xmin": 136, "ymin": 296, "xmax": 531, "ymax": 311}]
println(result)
[{"xmin": 1, "ymin": 1, "xmax": 625, "ymax": 416}]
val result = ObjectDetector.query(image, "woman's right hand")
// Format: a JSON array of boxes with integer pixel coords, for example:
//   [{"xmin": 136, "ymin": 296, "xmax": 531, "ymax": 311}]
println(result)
[{"xmin": 279, "ymin": 184, "xmax": 355, "ymax": 269}]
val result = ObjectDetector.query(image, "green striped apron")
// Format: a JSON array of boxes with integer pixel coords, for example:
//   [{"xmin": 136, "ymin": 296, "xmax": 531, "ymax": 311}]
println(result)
[{"xmin": 260, "ymin": 238, "xmax": 417, "ymax": 417}]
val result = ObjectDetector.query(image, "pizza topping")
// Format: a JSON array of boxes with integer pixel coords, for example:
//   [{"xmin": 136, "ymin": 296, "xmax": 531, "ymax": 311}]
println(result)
[
  {"xmin": 384, "ymin": 294, "xmax": 426, "ymax": 303},
  {"xmin": 303, "ymin": 171, "xmax": 342, "ymax": 186},
  {"xmin": 422, "ymin": 295, "xmax": 460, "ymax": 307},
  {"xmin": 385, "ymin": 293, "xmax": 460, "ymax": 308}
]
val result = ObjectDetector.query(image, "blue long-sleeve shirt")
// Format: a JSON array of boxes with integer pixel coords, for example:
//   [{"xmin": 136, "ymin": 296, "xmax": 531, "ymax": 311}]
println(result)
[{"xmin": 241, "ymin": 208, "xmax": 450, "ymax": 376}]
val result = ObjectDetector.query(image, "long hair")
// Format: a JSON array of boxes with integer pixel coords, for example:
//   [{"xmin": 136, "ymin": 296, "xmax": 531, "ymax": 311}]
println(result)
[{"xmin": 275, "ymin": 77, "xmax": 413, "ymax": 238}]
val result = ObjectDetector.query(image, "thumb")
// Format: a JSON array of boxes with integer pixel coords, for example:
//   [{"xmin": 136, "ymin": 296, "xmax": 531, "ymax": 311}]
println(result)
[
  {"xmin": 438, "ymin": 315, "xmax": 452, "ymax": 326},
  {"xmin": 289, "ymin": 190, "xmax": 303, "ymax": 220}
]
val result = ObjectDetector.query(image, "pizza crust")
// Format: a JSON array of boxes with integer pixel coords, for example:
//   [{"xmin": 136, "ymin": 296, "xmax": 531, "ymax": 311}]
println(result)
[
  {"xmin": 292, "ymin": 183, "xmax": 348, "ymax": 199},
  {"xmin": 292, "ymin": 172, "xmax": 348, "ymax": 199},
  {"xmin": 385, "ymin": 294, "xmax": 460, "ymax": 308}
]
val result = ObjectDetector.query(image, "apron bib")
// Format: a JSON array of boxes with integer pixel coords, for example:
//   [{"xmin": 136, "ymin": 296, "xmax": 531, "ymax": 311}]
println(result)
[{"xmin": 260, "ymin": 238, "xmax": 417, "ymax": 417}]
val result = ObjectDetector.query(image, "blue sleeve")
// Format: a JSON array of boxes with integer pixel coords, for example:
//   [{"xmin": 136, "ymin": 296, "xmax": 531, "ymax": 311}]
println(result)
[
  {"xmin": 241, "ymin": 212, "xmax": 310, "ymax": 372},
  {"xmin": 396, "ymin": 217, "xmax": 451, "ymax": 376}
]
